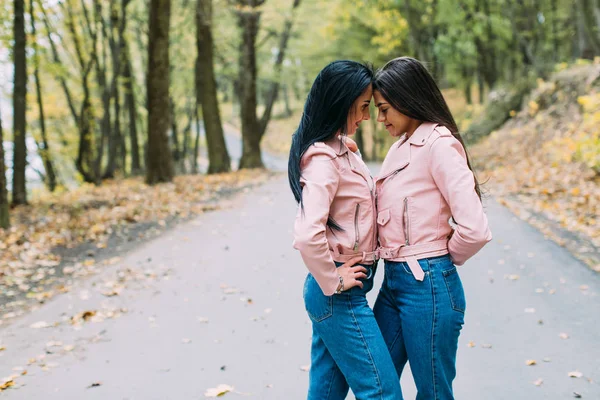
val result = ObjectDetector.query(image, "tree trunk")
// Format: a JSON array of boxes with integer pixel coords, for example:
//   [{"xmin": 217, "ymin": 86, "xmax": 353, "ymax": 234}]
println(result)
[
  {"xmin": 64, "ymin": 1, "xmax": 98, "ymax": 183},
  {"xmin": 354, "ymin": 126, "xmax": 364, "ymax": 157},
  {"xmin": 40, "ymin": 4, "xmax": 78, "ymax": 135},
  {"xmin": 236, "ymin": 1, "xmax": 264, "ymax": 169},
  {"xmin": 282, "ymin": 83, "xmax": 292, "ymax": 117},
  {"xmin": 193, "ymin": 107, "xmax": 201, "ymax": 174},
  {"xmin": 257, "ymin": 0, "xmax": 302, "ymax": 138},
  {"xmin": 477, "ymin": 71, "xmax": 485, "ymax": 105},
  {"xmin": 170, "ymin": 96, "xmax": 181, "ymax": 166},
  {"xmin": 30, "ymin": 0, "xmax": 57, "ymax": 192},
  {"xmin": 578, "ymin": 0, "xmax": 600, "ymax": 56},
  {"xmin": 197, "ymin": 0, "xmax": 231, "ymax": 173},
  {"xmin": 482, "ymin": 0, "xmax": 497, "ymax": 88},
  {"xmin": 551, "ymin": 0, "xmax": 559, "ymax": 61},
  {"xmin": 181, "ymin": 108, "xmax": 193, "ymax": 173},
  {"xmin": 123, "ymin": 42, "xmax": 142, "ymax": 175},
  {"xmin": 12, "ymin": 0, "xmax": 28, "ymax": 206},
  {"xmin": 104, "ymin": 0, "xmax": 129, "ymax": 178},
  {"xmin": 0, "ymin": 110, "xmax": 9, "ymax": 229},
  {"xmin": 92, "ymin": 0, "xmax": 110, "ymax": 184},
  {"xmin": 146, "ymin": 0, "xmax": 174, "ymax": 184}
]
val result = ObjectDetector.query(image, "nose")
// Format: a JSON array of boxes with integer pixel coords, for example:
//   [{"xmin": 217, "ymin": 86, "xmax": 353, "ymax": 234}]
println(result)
[{"xmin": 377, "ymin": 110, "xmax": 385, "ymax": 123}]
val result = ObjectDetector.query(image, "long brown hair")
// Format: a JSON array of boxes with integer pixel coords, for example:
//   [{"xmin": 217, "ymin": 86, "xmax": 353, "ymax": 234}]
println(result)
[{"xmin": 374, "ymin": 57, "xmax": 482, "ymax": 199}]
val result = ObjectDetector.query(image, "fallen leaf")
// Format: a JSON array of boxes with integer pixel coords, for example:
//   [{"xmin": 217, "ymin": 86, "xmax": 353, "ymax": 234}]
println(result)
[
  {"xmin": 30, "ymin": 321, "xmax": 51, "ymax": 329},
  {"xmin": 533, "ymin": 378, "xmax": 543, "ymax": 387},
  {"xmin": 573, "ymin": 391, "xmax": 582, "ymax": 398},
  {"xmin": 182, "ymin": 338, "xmax": 192, "ymax": 344},
  {"xmin": 559, "ymin": 332, "xmax": 570, "ymax": 339},
  {"xmin": 467, "ymin": 341, "xmax": 476, "ymax": 348},
  {"xmin": 579, "ymin": 285, "xmax": 589, "ymax": 291},
  {"xmin": 481, "ymin": 344, "xmax": 493, "ymax": 349},
  {"xmin": 87, "ymin": 382, "xmax": 102, "ymax": 389},
  {"xmin": 568, "ymin": 371, "xmax": 583, "ymax": 378},
  {"xmin": 204, "ymin": 384, "xmax": 234, "ymax": 397},
  {"xmin": 526, "ymin": 359, "xmax": 537, "ymax": 366},
  {"xmin": 525, "ymin": 308, "xmax": 536, "ymax": 313},
  {"xmin": 299, "ymin": 365, "xmax": 310, "ymax": 372},
  {"xmin": 198, "ymin": 317, "xmax": 209, "ymax": 323},
  {"xmin": 0, "ymin": 379, "xmax": 14, "ymax": 390}
]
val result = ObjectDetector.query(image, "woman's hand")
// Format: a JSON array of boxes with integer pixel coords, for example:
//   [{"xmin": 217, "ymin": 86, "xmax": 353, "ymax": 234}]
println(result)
[
  {"xmin": 336, "ymin": 255, "xmax": 368, "ymax": 291},
  {"xmin": 339, "ymin": 135, "xmax": 359, "ymax": 153}
]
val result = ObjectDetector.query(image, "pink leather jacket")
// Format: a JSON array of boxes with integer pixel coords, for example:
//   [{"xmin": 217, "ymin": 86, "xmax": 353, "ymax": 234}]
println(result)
[
  {"xmin": 376, "ymin": 122, "xmax": 492, "ymax": 279},
  {"xmin": 293, "ymin": 138, "xmax": 377, "ymax": 295}
]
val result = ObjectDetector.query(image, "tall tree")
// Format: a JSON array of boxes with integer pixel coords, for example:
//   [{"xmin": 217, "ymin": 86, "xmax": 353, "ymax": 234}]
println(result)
[
  {"xmin": 146, "ymin": 0, "xmax": 174, "ymax": 184},
  {"xmin": 12, "ymin": 0, "xmax": 27, "ymax": 205},
  {"xmin": 234, "ymin": 0, "xmax": 302, "ymax": 169},
  {"xmin": 234, "ymin": 0, "xmax": 263, "ymax": 169},
  {"xmin": 197, "ymin": 0, "xmax": 231, "ymax": 173},
  {"xmin": 104, "ymin": 0, "xmax": 131, "ymax": 178},
  {"xmin": 30, "ymin": 0, "xmax": 57, "ymax": 192},
  {"xmin": 123, "ymin": 41, "xmax": 142, "ymax": 175},
  {"xmin": 60, "ymin": 1, "xmax": 98, "ymax": 183},
  {"xmin": 0, "ymin": 110, "xmax": 9, "ymax": 229}
]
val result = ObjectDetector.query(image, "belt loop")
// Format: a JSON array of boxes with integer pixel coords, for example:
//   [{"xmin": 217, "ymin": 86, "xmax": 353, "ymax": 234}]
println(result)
[{"xmin": 362, "ymin": 251, "xmax": 366, "ymax": 262}]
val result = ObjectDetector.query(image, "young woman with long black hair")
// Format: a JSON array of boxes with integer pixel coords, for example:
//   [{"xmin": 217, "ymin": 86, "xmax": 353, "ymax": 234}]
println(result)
[
  {"xmin": 372, "ymin": 57, "xmax": 492, "ymax": 399},
  {"xmin": 289, "ymin": 60, "xmax": 402, "ymax": 399}
]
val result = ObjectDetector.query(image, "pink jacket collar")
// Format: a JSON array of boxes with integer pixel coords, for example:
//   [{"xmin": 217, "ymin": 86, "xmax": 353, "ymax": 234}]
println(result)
[{"xmin": 376, "ymin": 122, "xmax": 439, "ymax": 182}]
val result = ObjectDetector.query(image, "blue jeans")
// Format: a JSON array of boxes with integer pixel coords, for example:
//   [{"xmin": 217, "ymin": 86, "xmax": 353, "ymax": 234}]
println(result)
[
  {"xmin": 304, "ymin": 262, "xmax": 402, "ymax": 400},
  {"xmin": 374, "ymin": 255, "xmax": 466, "ymax": 400}
]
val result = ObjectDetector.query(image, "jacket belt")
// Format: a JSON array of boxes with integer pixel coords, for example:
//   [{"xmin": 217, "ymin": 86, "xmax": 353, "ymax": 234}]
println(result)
[
  {"xmin": 331, "ymin": 248, "xmax": 379, "ymax": 264},
  {"xmin": 378, "ymin": 240, "xmax": 449, "ymax": 281}
]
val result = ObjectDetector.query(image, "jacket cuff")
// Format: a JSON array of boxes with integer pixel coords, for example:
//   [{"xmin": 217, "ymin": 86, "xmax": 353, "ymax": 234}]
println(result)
[{"xmin": 448, "ymin": 229, "xmax": 492, "ymax": 265}]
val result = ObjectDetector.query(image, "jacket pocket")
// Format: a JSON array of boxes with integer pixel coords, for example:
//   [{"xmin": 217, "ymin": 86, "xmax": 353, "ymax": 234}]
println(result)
[
  {"xmin": 304, "ymin": 275, "xmax": 334, "ymax": 322},
  {"xmin": 377, "ymin": 209, "xmax": 391, "ymax": 226},
  {"xmin": 442, "ymin": 266, "xmax": 466, "ymax": 313}
]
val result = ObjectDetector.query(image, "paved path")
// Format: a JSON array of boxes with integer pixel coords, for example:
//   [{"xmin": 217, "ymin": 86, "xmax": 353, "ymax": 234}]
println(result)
[{"xmin": 0, "ymin": 152, "xmax": 598, "ymax": 399}]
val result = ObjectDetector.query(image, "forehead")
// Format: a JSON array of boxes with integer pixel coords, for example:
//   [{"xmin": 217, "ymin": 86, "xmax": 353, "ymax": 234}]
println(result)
[
  {"xmin": 373, "ymin": 91, "xmax": 385, "ymax": 101},
  {"xmin": 360, "ymin": 85, "xmax": 373, "ymax": 98}
]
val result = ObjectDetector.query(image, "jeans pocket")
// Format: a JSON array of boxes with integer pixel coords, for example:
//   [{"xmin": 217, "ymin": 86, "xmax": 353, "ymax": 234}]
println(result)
[
  {"xmin": 442, "ymin": 267, "xmax": 466, "ymax": 313},
  {"xmin": 304, "ymin": 275, "xmax": 333, "ymax": 322}
]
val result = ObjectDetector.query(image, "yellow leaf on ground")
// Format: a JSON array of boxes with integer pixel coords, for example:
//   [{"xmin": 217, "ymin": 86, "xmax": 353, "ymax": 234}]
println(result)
[{"xmin": 204, "ymin": 384, "xmax": 234, "ymax": 397}]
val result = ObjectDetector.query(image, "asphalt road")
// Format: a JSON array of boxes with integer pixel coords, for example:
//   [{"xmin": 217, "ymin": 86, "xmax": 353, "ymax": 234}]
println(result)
[{"xmin": 0, "ymin": 145, "xmax": 598, "ymax": 399}]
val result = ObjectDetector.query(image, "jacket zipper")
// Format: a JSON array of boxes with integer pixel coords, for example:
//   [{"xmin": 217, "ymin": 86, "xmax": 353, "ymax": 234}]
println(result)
[
  {"xmin": 353, "ymin": 203, "xmax": 360, "ymax": 251},
  {"xmin": 403, "ymin": 197, "xmax": 410, "ymax": 245}
]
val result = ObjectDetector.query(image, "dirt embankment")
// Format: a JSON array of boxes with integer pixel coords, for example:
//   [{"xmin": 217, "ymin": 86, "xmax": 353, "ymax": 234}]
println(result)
[{"xmin": 472, "ymin": 64, "xmax": 600, "ymax": 270}]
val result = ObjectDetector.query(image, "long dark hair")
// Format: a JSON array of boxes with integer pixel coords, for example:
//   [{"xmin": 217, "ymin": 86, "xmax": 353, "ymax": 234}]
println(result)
[
  {"xmin": 288, "ymin": 60, "xmax": 373, "ymax": 211},
  {"xmin": 374, "ymin": 57, "xmax": 482, "ymax": 199}
]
